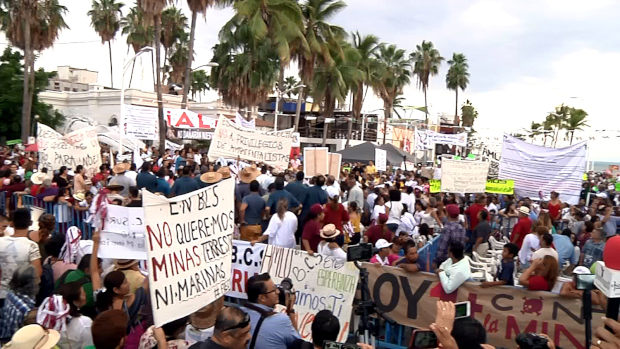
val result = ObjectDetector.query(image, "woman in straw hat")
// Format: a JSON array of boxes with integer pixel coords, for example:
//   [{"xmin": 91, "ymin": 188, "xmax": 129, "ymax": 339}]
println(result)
[
  {"xmin": 200, "ymin": 171, "xmax": 223, "ymax": 187},
  {"xmin": 317, "ymin": 224, "xmax": 347, "ymax": 260},
  {"xmin": 251, "ymin": 198, "xmax": 297, "ymax": 249}
]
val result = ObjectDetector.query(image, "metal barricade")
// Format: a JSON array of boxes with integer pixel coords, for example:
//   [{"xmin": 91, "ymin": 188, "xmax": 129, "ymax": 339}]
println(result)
[{"xmin": 0, "ymin": 191, "xmax": 5, "ymax": 216}]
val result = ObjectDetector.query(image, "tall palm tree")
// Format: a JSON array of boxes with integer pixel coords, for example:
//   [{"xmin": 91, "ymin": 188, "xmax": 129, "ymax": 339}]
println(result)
[
  {"xmin": 190, "ymin": 69, "xmax": 209, "ymax": 101},
  {"xmin": 121, "ymin": 6, "xmax": 153, "ymax": 87},
  {"xmin": 138, "ymin": 0, "xmax": 170, "ymax": 155},
  {"xmin": 292, "ymin": 0, "xmax": 345, "ymax": 131},
  {"xmin": 565, "ymin": 108, "xmax": 588, "ymax": 145},
  {"xmin": 0, "ymin": 0, "xmax": 68, "ymax": 142},
  {"xmin": 529, "ymin": 121, "xmax": 542, "ymax": 141},
  {"xmin": 546, "ymin": 104, "xmax": 569, "ymax": 147},
  {"xmin": 445, "ymin": 53, "xmax": 469, "ymax": 124},
  {"xmin": 372, "ymin": 44, "xmax": 411, "ymax": 144},
  {"xmin": 311, "ymin": 41, "xmax": 362, "ymax": 145},
  {"xmin": 160, "ymin": 6, "xmax": 187, "ymax": 79},
  {"xmin": 182, "ymin": 0, "xmax": 231, "ymax": 109},
  {"xmin": 410, "ymin": 40, "xmax": 443, "ymax": 123},
  {"xmin": 167, "ymin": 31, "xmax": 190, "ymax": 85},
  {"xmin": 282, "ymin": 76, "xmax": 299, "ymax": 98},
  {"xmin": 88, "ymin": 0, "xmax": 124, "ymax": 88},
  {"xmin": 348, "ymin": 31, "xmax": 380, "ymax": 146}
]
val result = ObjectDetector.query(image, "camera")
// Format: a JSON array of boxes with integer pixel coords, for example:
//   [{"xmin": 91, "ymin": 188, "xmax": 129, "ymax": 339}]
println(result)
[
  {"xmin": 347, "ymin": 243, "xmax": 374, "ymax": 262},
  {"xmin": 574, "ymin": 273, "xmax": 595, "ymax": 291},
  {"xmin": 277, "ymin": 278, "xmax": 294, "ymax": 307},
  {"xmin": 516, "ymin": 333, "xmax": 548, "ymax": 349}
]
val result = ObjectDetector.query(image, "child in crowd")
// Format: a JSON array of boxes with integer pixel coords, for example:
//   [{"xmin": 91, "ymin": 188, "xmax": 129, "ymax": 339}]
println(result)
[{"xmin": 480, "ymin": 243, "xmax": 519, "ymax": 288}]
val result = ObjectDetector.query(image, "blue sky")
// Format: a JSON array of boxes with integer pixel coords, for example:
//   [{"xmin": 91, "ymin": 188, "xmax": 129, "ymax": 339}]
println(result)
[{"xmin": 3, "ymin": 0, "xmax": 619, "ymax": 161}]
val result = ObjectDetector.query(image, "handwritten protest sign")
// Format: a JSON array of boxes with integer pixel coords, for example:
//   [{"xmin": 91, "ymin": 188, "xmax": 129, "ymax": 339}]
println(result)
[
  {"xmin": 123, "ymin": 104, "xmax": 158, "ymax": 140},
  {"xmin": 303, "ymin": 147, "xmax": 329, "ymax": 177},
  {"xmin": 37, "ymin": 123, "xmax": 102, "ymax": 178},
  {"xmin": 99, "ymin": 231, "xmax": 147, "ymax": 260},
  {"xmin": 208, "ymin": 116, "xmax": 293, "ymax": 169},
  {"xmin": 440, "ymin": 159, "xmax": 489, "ymax": 193},
  {"xmin": 375, "ymin": 149, "xmax": 387, "ymax": 172},
  {"xmin": 485, "ymin": 179, "xmax": 514, "ymax": 194},
  {"xmin": 365, "ymin": 265, "xmax": 602, "ymax": 349},
  {"xmin": 103, "ymin": 205, "xmax": 144, "ymax": 235},
  {"xmin": 143, "ymin": 178, "xmax": 235, "ymax": 326},
  {"xmin": 227, "ymin": 240, "xmax": 266, "ymax": 299},
  {"xmin": 429, "ymin": 179, "xmax": 441, "ymax": 193},
  {"xmin": 260, "ymin": 245, "xmax": 359, "ymax": 342},
  {"xmin": 328, "ymin": 153, "xmax": 342, "ymax": 178}
]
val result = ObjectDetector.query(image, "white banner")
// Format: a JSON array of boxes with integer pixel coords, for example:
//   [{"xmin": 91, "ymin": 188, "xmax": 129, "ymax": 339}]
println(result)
[
  {"xmin": 440, "ymin": 159, "xmax": 490, "ymax": 193},
  {"xmin": 259, "ymin": 245, "xmax": 359, "ymax": 342},
  {"xmin": 227, "ymin": 240, "xmax": 266, "ymax": 299},
  {"xmin": 415, "ymin": 129, "xmax": 468, "ymax": 150},
  {"xmin": 235, "ymin": 112, "xmax": 255, "ymax": 129},
  {"xmin": 498, "ymin": 135, "xmax": 586, "ymax": 205},
  {"xmin": 165, "ymin": 139, "xmax": 182, "ymax": 151},
  {"xmin": 143, "ymin": 178, "xmax": 235, "ymax": 326},
  {"xmin": 37, "ymin": 124, "xmax": 102, "ymax": 178},
  {"xmin": 103, "ymin": 205, "xmax": 145, "ymax": 235},
  {"xmin": 123, "ymin": 104, "xmax": 158, "ymax": 140},
  {"xmin": 98, "ymin": 231, "xmax": 147, "ymax": 260},
  {"xmin": 208, "ymin": 116, "xmax": 292, "ymax": 169},
  {"xmin": 375, "ymin": 149, "xmax": 387, "ymax": 172}
]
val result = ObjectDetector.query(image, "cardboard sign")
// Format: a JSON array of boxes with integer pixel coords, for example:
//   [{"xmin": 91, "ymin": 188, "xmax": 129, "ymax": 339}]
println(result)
[
  {"xmin": 485, "ymin": 179, "xmax": 515, "ymax": 194},
  {"xmin": 142, "ymin": 178, "xmax": 235, "ymax": 326},
  {"xmin": 328, "ymin": 153, "xmax": 342, "ymax": 178},
  {"xmin": 208, "ymin": 116, "xmax": 293, "ymax": 169},
  {"xmin": 123, "ymin": 104, "xmax": 159, "ymax": 140},
  {"xmin": 375, "ymin": 149, "xmax": 387, "ymax": 172},
  {"xmin": 429, "ymin": 179, "xmax": 441, "ymax": 193},
  {"xmin": 98, "ymin": 231, "xmax": 147, "ymax": 260},
  {"xmin": 365, "ymin": 265, "xmax": 603, "ymax": 349},
  {"xmin": 303, "ymin": 147, "xmax": 329, "ymax": 177},
  {"xmin": 103, "ymin": 205, "xmax": 144, "ymax": 235},
  {"xmin": 440, "ymin": 159, "xmax": 489, "ymax": 193},
  {"xmin": 37, "ymin": 123, "xmax": 102, "ymax": 178},
  {"xmin": 260, "ymin": 245, "xmax": 359, "ymax": 342},
  {"xmin": 227, "ymin": 240, "xmax": 266, "ymax": 299}
]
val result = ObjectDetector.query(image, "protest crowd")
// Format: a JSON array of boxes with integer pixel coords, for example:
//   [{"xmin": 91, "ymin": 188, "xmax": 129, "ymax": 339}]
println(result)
[{"xmin": 0, "ymin": 141, "xmax": 619, "ymax": 349}]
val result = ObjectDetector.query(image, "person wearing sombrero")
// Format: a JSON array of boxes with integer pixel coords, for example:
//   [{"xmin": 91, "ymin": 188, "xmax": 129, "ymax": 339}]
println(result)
[
  {"xmin": 29, "ymin": 171, "xmax": 46, "ymax": 196},
  {"xmin": 184, "ymin": 297, "xmax": 225, "ymax": 345},
  {"xmin": 3, "ymin": 324, "xmax": 60, "ymax": 349},
  {"xmin": 317, "ymin": 224, "xmax": 347, "ymax": 260},
  {"xmin": 114, "ymin": 259, "xmax": 145, "ymax": 295},
  {"xmin": 235, "ymin": 165, "xmax": 262, "ymax": 201},
  {"xmin": 199, "ymin": 171, "xmax": 223, "ymax": 188},
  {"xmin": 109, "ymin": 163, "xmax": 134, "ymax": 197}
]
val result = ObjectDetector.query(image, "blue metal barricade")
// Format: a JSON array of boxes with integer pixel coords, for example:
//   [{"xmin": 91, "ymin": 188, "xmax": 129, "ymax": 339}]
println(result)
[{"xmin": 0, "ymin": 191, "xmax": 5, "ymax": 216}]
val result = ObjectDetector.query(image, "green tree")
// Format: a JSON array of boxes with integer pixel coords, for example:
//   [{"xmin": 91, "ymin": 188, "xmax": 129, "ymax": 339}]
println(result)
[
  {"xmin": 282, "ymin": 76, "xmax": 299, "ymax": 98},
  {"xmin": 190, "ymin": 69, "xmax": 209, "ymax": 101},
  {"xmin": 0, "ymin": 0, "xmax": 68, "ymax": 143},
  {"xmin": 446, "ymin": 53, "xmax": 469, "ymax": 124},
  {"xmin": 410, "ymin": 40, "xmax": 443, "ymax": 123},
  {"xmin": 0, "ymin": 48, "xmax": 64, "ymax": 140},
  {"xmin": 529, "ymin": 121, "xmax": 542, "ymax": 141},
  {"xmin": 160, "ymin": 6, "xmax": 187, "ymax": 79},
  {"xmin": 372, "ymin": 44, "xmax": 411, "ymax": 144},
  {"xmin": 121, "ymin": 6, "xmax": 153, "ymax": 87},
  {"xmin": 460, "ymin": 99, "xmax": 478, "ymax": 128},
  {"xmin": 545, "ymin": 104, "xmax": 569, "ymax": 147},
  {"xmin": 168, "ymin": 31, "xmax": 190, "ymax": 85},
  {"xmin": 88, "ymin": 0, "xmax": 124, "ymax": 88},
  {"xmin": 565, "ymin": 108, "xmax": 588, "ymax": 145}
]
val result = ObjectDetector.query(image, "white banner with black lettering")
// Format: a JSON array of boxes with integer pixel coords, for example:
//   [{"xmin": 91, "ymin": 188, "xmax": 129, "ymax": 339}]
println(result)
[{"xmin": 227, "ymin": 240, "xmax": 266, "ymax": 299}]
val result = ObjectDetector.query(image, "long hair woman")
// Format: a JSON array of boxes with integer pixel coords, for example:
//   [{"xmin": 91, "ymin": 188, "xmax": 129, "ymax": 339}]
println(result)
[
  {"xmin": 519, "ymin": 255, "xmax": 559, "ymax": 291},
  {"xmin": 253, "ymin": 198, "xmax": 298, "ymax": 249}
]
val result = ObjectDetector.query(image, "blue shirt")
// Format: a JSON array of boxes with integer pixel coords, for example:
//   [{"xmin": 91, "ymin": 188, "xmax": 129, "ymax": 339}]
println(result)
[
  {"xmin": 601, "ymin": 216, "xmax": 620, "ymax": 238},
  {"xmin": 266, "ymin": 189, "xmax": 300, "ymax": 213},
  {"xmin": 553, "ymin": 234, "xmax": 579, "ymax": 267},
  {"xmin": 496, "ymin": 260, "xmax": 515, "ymax": 285},
  {"xmin": 284, "ymin": 181, "xmax": 308, "ymax": 206},
  {"xmin": 240, "ymin": 303, "xmax": 300, "ymax": 349},
  {"xmin": 170, "ymin": 176, "xmax": 199, "ymax": 197},
  {"xmin": 582, "ymin": 240, "xmax": 605, "ymax": 269},
  {"xmin": 242, "ymin": 193, "xmax": 266, "ymax": 225},
  {"xmin": 301, "ymin": 186, "xmax": 328, "ymax": 217},
  {"xmin": 154, "ymin": 178, "xmax": 171, "ymax": 196},
  {"xmin": 136, "ymin": 171, "xmax": 157, "ymax": 192}
]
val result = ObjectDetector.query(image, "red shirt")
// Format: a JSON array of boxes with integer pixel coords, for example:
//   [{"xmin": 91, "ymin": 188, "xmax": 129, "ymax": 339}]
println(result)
[
  {"xmin": 30, "ymin": 184, "xmax": 42, "ymax": 196},
  {"xmin": 548, "ymin": 202, "xmax": 561, "ymax": 221},
  {"xmin": 365, "ymin": 224, "xmax": 393, "ymax": 246},
  {"xmin": 322, "ymin": 203, "xmax": 349, "ymax": 232},
  {"xmin": 302, "ymin": 219, "xmax": 322, "ymax": 252},
  {"xmin": 511, "ymin": 216, "xmax": 532, "ymax": 248},
  {"xmin": 527, "ymin": 275, "xmax": 551, "ymax": 291},
  {"xmin": 465, "ymin": 203, "xmax": 486, "ymax": 230}
]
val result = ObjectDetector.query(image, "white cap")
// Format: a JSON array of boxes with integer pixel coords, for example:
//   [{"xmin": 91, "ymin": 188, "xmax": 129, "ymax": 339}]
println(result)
[
  {"xmin": 375, "ymin": 238, "xmax": 393, "ymax": 250},
  {"xmin": 573, "ymin": 266, "xmax": 591, "ymax": 275}
]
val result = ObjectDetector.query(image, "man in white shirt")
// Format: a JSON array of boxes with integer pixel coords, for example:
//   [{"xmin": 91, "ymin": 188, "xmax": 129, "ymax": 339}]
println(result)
[
  {"xmin": 401, "ymin": 186, "xmax": 415, "ymax": 213},
  {"xmin": 346, "ymin": 175, "xmax": 364, "ymax": 209},
  {"xmin": 125, "ymin": 163, "xmax": 138, "ymax": 183},
  {"xmin": 486, "ymin": 196, "xmax": 498, "ymax": 215},
  {"xmin": 256, "ymin": 167, "xmax": 274, "ymax": 192},
  {"xmin": 531, "ymin": 233, "xmax": 559, "ymax": 261},
  {"xmin": 437, "ymin": 242, "xmax": 471, "ymax": 294},
  {"xmin": 518, "ymin": 226, "xmax": 545, "ymax": 269}
]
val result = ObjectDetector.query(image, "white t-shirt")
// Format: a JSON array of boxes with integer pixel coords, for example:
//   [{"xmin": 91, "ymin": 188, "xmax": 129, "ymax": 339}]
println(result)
[
  {"xmin": 263, "ymin": 211, "xmax": 298, "ymax": 249},
  {"xmin": 317, "ymin": 241, "xmax": 347, "ymax": 261},
  {"xmin": 385, "ymin": 201, "xmax": 404, "ymax": 225},
  {"xmin": 0, "ymin": 236, "xmax": 41, "ymax": 298},
  {"xmin": 125, "ymin": 170, "xmax": 138, "ymax": 183},
  {"xmin": 401, "ymin": 193, "xmax": 415, "ymax": 213},
  {"xmin": 487, "ymin": 203, "xmax": 498, "ymax": 214},
  {"xmin": 518, "ymin": 234, "xmax": 541, "ymax": 265},
  {"xmin": 58, "ymin": 316, "xmax": 94, "ymax": 349},
  {"xmin": 371, "ymin": 205, "xmax": 386, "ymax": 222}
]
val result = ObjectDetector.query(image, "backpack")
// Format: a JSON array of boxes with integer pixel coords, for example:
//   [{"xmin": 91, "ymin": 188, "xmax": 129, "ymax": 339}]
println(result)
[{"xmin": 36, "ymin": 258, "xmax": 55, "ymax": 306}]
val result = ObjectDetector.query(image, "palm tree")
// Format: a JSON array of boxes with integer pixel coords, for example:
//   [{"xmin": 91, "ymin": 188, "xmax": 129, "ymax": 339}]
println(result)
[
  {"xmin": 445, "ymin": 53, "xmax": 469, "ymax": 124},
  {"xmin": 160, "ymin": 6, "xmax": 187, "ymax": 80},
  {"xmin": 282, "ymin": 76, "xmax": 299, "ymax": 98},
  {"xmin": 190, "ymin": 69, "xmax": 209, "ymax": 101},
  {"xmin": 138, "ymin": 0, "xmax": 170, "ymax": 155},
  {"xmin": 0, "ymin": 0, "xmax": 68, "ymax": 142},
  {"xmin": 372, "ymin": 44, "xmax": 411, "ymax": 144},
  {"xmin": 121, "ymin": 6, "xmax": 153, "ymax": 87},
  {"xmin": 311, "ymin": 40, "xmax": 362, "ymax": 145},
  {"xmin": 410, "ymin": 40, "xmax": 443, "ymax": 123},
  {"xmin": 565, "ymin": 108, "xmax": 588, "ymax": 145},
  {"xmin": 88, "ymin": 0, "xmax": 124, "ymax": 88},
  {"xmin": 529, "ymin": 121, "xmax": 542, "ymax": 141},
  {"xmin": 167, "ymin": 31, "xmax": 190, "ymax": 85},
  {"xmin": 182, "ymin": 0, "xmax": 231, "ymax": 109},
  {"xmin": 348, "ymin": 31, "xmax": 380, "ymax": 146},
  {"xmin": 546, "ymin": 104, "xmax": 569, "ymax": 147}
]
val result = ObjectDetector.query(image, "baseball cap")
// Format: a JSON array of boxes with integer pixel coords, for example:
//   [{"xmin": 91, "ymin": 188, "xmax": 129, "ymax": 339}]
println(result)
[
  {"xmin": 446, "ymin": 204, "xmax": 459, "ymax": 218},
  {"xmin": 375, "ymin": 238, "xmax": 393, "ymax": 250}
]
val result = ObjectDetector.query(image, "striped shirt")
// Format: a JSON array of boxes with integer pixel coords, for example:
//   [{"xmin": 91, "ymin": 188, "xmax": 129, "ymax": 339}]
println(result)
[{"xmin": 0, "ymin": 292, "xmax": 35, "ymax": 339}]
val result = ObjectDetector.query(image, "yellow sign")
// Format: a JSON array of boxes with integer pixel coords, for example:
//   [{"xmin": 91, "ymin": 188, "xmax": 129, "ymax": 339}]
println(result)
[
  {"xmin": 429, "ymin": 179, "xmax": 441, "ymax": 193},
  {"xmin": 485, "ymin": 179, "xmax": 514, "ymax": 194}
]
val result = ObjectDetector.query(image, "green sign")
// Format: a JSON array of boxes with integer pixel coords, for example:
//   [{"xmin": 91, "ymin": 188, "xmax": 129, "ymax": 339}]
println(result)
[
  {"xmin": 429, "ymin": 179, "xmax": 441, "ymax": 193},
  {"xmin": 616, "ymin": 183, "xmax": 620, "ymax": 191},
  {"xmin": 485, "ymin": 179, "xmax": 515, "ymax": 195},
  {"xmin": 6, "ymin": 139, "xmax": 21, "ymax": 145}
]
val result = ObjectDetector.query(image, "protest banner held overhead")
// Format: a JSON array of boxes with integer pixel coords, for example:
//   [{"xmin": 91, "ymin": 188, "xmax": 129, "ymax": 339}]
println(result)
[
  {"xmin": 415, "ymin": 129, "xmax": 468, "ymax": 150},
  {"xmin": 227, "ymin": 240, "xmax": 266, "ymax": 299},
  {"xmin": 498, "ymin": 134, "xmax": 586, "ymax": 204},
  {"xmin": 303, "ymin": 147, "xmax": 329, "ymax": 177},
  {"xmin": 208, "ymin": 116, "xmax": 293, "ymax": 169},
  {"xmin": 366, "ymin": 265, "xmax": 602, "ymax": 349},
  {"xmin": 328, "ymin": 153, "xmax": 342, "ymax": 178},
  {"xmin": 122, "ymin": 104, "xmax": 159, "ymax": 140},
  {"xmin": 142, "ymin": 178, "xmax": 235, "ymax": 327},
  {"xmin": 429, "ymin": 179, "xmax": 441, "ymax": 193},
  {"xmin": 375, "ymin": 148, "xmax": 387, "ymax": 172},
  {"xmin": 98, "ymin": 204, "xmax": 147, "ymax": 259},
  {"xmin": 260, "ymin": 245, "xmax": 359, "ymax": 342},
  {"xmin": 37, "ymin": 123, "xmax": 102, "ymax": 177},
  {"xmin": 440, "ymin": 159, "xmax": 490, "ymax": 193}
]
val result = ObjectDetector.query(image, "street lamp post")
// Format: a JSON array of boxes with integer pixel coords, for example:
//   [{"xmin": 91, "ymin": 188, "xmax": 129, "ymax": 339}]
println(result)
[
  {"xmin": 274, "ymin": 83, "xmax": 305, "ymax": 131},
  {"xmin": 119, "ymin": 47, "xmax": 153, "ymax": 156}
]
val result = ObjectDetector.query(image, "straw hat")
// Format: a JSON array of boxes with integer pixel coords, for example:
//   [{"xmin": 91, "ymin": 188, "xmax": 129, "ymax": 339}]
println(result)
[
  {"xmin": 320, "ymin": 224, "xmax": 341, "ymax": 239},
  {"xmin": 113, "ymin": 163, "xmax": 130, "ymax": 174},
  {"xmin": 217, "ymin": 166, "xmax": 232, "ymax": 179},
  {"xmin": 190, "ymin": 297, "xmax": 225, "ymax": 329},
  {"xmin": 200, "ymin": 171, "xmax": 223, "ymax": 184},
  {"xmin": 518, "ymin": 206, "xmax": 530, "ymax": 215},
  {"xmin": 114, "ymin": 259, "xmax": 139, "ymax": 270},
  {"xmin": 4, "ymin": 324, "xmax": 60, "ymax": 349},
  {"xmin": 239, "ymin": 166, "xmax": 260, "ymax": 184},
  {"xmin": 31, "ymin": 171, "xmax": 46, "ymax": 185},
  {"xmin": 73, "ymin": 192, "xmax": 85, "ymax": 202}
]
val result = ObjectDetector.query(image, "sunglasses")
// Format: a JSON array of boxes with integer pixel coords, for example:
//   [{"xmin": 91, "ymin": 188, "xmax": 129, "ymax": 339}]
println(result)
[{"xmin": 221, "ymin": 312, "xmax": 251, "ymax": 332}]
